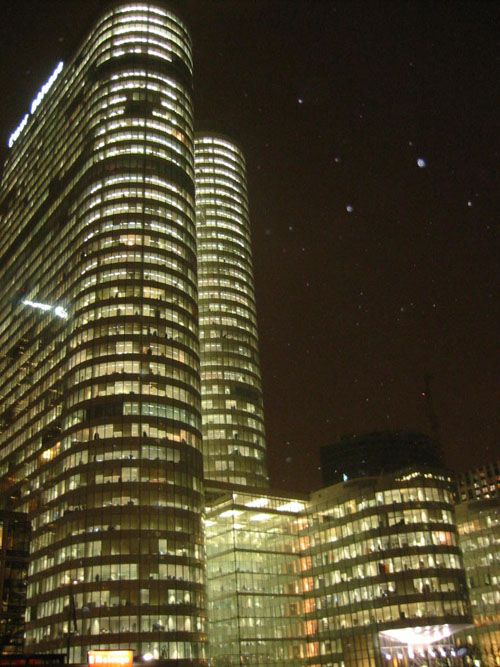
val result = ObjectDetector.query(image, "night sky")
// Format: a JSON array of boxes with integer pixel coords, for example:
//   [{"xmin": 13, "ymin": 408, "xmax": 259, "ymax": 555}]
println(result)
[{"xmin": 1, "ymin": 1, "xmax": 498, "ymax": 492}]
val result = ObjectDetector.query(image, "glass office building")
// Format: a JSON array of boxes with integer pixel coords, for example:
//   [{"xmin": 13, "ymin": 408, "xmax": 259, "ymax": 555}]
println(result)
[
  {"xmin": 301, "ymin": 469, "xmax": 472, "ymax": 666},
  {"xmin": 195, "ymin": 135, "xmax": 268, "ymax": 489},
  {"xmin": 0, "ymin": 3, "xmax": 206, "ymax": 663},
  {"xmin": 205, "ymin": 489, "xmax": 307, "ymax": 666},
  {"xmin": 0, "ymin": 4, "xmax": 485, "ymax": 667},
  {"xmin": 456, "ymin": 497, "xmax": 500, "ymax": 665}
]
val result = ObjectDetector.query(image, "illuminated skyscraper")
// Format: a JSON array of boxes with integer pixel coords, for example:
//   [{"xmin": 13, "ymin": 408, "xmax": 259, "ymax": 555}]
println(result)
[
  {"xmin": 195, "ymin": 135, "xmax": 269, "ymax": 489},
  {"xmin": 0, "ymin": 3, "xmax": 206, "ymax": 663}
]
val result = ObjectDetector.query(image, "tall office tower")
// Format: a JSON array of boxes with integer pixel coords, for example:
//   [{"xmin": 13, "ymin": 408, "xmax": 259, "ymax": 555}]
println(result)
[
  {"xmin": 0, "ymin": 4, "xmax": 206, "ymax": 664},
  {"xmin": 195, "ymin": 135, "xmax": 269, "ymax": 489}
]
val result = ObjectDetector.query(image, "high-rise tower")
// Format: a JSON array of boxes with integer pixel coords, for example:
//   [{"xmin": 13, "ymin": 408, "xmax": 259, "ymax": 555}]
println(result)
[
  {"xmin": 0, "ymin": 3, "xmax": 206, "ymax": 663},
  {"xmin": 195, "ymin": 135, "xmax": 268, "ymax": 489}
]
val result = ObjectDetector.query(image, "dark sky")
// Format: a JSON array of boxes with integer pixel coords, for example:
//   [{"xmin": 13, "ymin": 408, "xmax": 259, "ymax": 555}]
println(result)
[{"xmin": 1, "ymin": 1, "xmax": 498, "ymax": 492}]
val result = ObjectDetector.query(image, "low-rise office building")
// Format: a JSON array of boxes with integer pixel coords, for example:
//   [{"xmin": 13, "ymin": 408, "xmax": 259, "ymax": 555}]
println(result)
[
  {"xmin": 301, "ymin": 468, "xmax": 471, "ymax": 666},
  {"xmin": 455, "ymin": 496, "xmax": 500, "ymax": 665},
  {"xmin": 204, "ymin": 467, "xmax": 472, "ymax": 667},
  {"xmin": 205, "ymin": 487, "xmax": 307, "ymax": 666}
]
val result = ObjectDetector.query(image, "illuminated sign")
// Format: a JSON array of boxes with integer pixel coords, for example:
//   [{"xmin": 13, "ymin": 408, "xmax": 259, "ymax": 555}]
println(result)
[
  {"xmin": 31, "ymin": 61, "xmax": 64, "ymax": 113},
  {"xmin": 88, "ymin": 651, "xmax": 133, "ymax": 667},
  {"xmin": 22, "ymin": 300, "xmax": 68, "ymax": 319},
  {"xmin": 379, "ymin": 623, "xmax": 471, "ymax": 646},
  {"xmin": 8, "ymin": 114, "xmax": 29, "ymax": 148},
  {"xmin": 8, "ymin": 61, "xmax": 64, "ymax": 148},
  {"xmin": 0, "ymin": 656, "xmax": 64, "ymax": 667}
]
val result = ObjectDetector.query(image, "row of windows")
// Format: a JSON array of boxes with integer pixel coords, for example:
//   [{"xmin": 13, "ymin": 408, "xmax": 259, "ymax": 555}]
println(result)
[
  {"xmin": 195, "ymin": 144, "xmax": 245, "ymax": 171},
  {"xmin": 67, "ymin": 340, "xmax": 197, "ymax": 371},
  {"xmin": 311, "ymin": 599, "xmax": 468, "ymax": 634},
  {"xmin": 29, "ymin": 559, "xmax": 204, "ymax": 598},
  {"xmin": 314, "ymin": 530, "xmax": 456, "ymax": 566},
  {"xmin": 66, "ymin": 640, "xmax": 204, "ymax": 665},
  {"xmin": 311, "ymin": 508, "xmax": 454, "ymax": 547},
  {"xmin": 78, "ymin": 204, "xmax": 195, "ymax": 247},
  {"xmin": 198, "ymin": 206, "xmax": 251, "ymax": 233},
  {"xmin": 60, "ymin": 424, "xmax": 199, "ymax": 451},
  {"xmin": 202, "ymin": 398, "xmax": 260, "ymax": 414},
  {"xmin": 31, "ymin": 509, "xmax": 202, "ymax": 554},
  {"xmin": 66, "ymin": 359, "xmax": 199, "ymax": 388},
  {"xmin": 195, "ymin": 182, "xmax": 248, "ymax": 210},
  {"xmin": 32, "ymin": 613, "xmax": 203, "ymax": 641},
  {"xmin": 33, "ymin": 485, "xmax": 201, "ymax": 533},
  {"xmin": 306, "ymin": 551, "xmax": 462, "ymax": 588},
  {"xmin": 77, "ymin": 233, "xmax": 194, "ymax": 264},
  {"xmin": 72, "ymin": 320, "xmax": 196, "ymax": 352},
  {"xmin": 92, "ymin": 9, "xmax": 191, "ymax": 69},
  {"xmin": 66, "ymin": 379, "xmax": 197, "ymax": 411}
]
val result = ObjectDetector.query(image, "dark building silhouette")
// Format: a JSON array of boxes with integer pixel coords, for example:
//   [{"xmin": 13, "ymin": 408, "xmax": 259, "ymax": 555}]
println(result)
[
  {"xmin": 320, "ymin": 430, "xmax": 443, "ymax": 486},
  {"xmin": 0, "ymin": 511, "xmax": 30, "ymax": 654},
  {"xmin": 456, "ymin": 459, "xmax": 499, "ymax": 501}
]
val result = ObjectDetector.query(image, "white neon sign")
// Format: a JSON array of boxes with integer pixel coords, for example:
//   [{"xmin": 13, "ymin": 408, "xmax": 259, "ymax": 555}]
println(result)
[
  {"xmin": 31, "ymin": 61, "xmax": 64, "ymax": 113},
  {"xmin": 8, "ymin": 61, "xmax": 64, "ymax": 148},
  {"xmin": 8, "ymin": 114, "xmax": 29, "ymax": 148}
]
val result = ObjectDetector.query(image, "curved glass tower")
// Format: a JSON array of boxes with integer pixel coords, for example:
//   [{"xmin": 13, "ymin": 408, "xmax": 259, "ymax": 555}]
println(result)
[
  {"xmin": 0, "ymin": 4, "xmax": 206, "ymax": 664},
  {"xmin": 302, "ymin": 469, "xmax": 472, "ymax": 665},
  {"xmin": 194, "ymin": 135, "xmax": 269, "ymax": 489}
]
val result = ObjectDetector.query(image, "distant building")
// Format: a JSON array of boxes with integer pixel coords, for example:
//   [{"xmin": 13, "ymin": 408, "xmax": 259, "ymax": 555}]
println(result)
[
  {"xmin": 455, "ymin": 494, "xmax": 500, "ymax": 665},
  {"xmin": 0, "ymin": 511, "xmax": 30, "ymax": 653},
  {"xmin": 456, "ymin": 460, "xmax": 499, "ymax": 502},
  {"xmin": 320, "ymin": 431, "xmax": 443, "ymax": 486}
]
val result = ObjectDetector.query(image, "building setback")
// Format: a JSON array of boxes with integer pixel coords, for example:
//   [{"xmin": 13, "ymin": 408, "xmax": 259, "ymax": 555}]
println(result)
[{"xmin": 0, "ymin": 3, "xmax": 206, "ymax": 663}]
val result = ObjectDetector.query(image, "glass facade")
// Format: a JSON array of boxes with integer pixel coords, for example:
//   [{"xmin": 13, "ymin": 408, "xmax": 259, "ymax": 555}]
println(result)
[
  {"xmin": 0, "ymin": 4, "xmax": 206, "ymax": 664},
  {"xmin": 0, "ymin": 3, "xmax": 491, "ymax": 666},
  {"xmin": 0, "ymin": 511, "xmax": 30, "ymax": 653},
  {"xmin": 195, "ymin": 135, "xmax": 269, "ymax": 489},
  {"xmin": 205, "ymin": 490, "xmax": 307, "ymax": 665},
  {"xmin": 301, "ymin": 469, "xmax": 472, "ymax": 666},
  {"xmin": 456, "ymin": 498, "xmax": 500, "ymax": 665}
]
